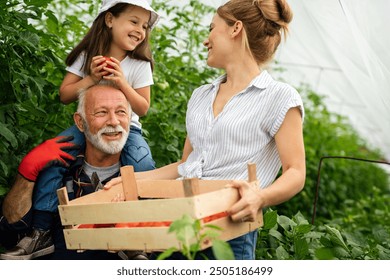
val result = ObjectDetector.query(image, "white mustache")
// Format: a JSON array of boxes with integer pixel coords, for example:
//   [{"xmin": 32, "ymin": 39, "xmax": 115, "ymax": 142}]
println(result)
[{"xmin": 98, "ymin": 125, "xmax": 125, "ymax": 135}]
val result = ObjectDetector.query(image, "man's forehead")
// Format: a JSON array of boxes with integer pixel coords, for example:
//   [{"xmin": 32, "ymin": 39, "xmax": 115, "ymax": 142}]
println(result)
[{"xmin": 87, "ymin": 86, "xmax": 127, "ymax": 104}]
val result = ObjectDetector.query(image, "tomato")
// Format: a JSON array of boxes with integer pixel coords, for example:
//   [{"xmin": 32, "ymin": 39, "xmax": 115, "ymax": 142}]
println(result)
[
  {"xmin": 78, "ymin": 224, "xmax": 95, "ymax": 229},
  {"xmin": 98, "ymin": 56, "xmax": 114, "ymax": 75},
  {"xmin": 93, "ymin": 223, "xmax": 115, "ymax": 228},
  {"xmin": 115, "ymin": 221, "xmax": 171, "ymax": 228}
]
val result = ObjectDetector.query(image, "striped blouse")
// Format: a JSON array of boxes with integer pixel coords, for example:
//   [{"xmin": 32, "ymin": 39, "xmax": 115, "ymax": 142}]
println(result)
[{"xmin": 177, "ymin": 70, "xmax": 304, "ymax": 188}]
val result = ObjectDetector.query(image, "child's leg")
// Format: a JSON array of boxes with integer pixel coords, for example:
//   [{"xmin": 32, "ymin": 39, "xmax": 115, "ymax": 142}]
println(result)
[
  {"xmin": 120, "ymin": 126, "xmax": 155, "ymax": 171},
  {"xmin": 32, "ymin": 125, "xmax": 85, "ymax": 225}
]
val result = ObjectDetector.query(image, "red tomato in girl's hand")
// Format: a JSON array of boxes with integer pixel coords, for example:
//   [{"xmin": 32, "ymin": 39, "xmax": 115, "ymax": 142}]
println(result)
[{"xmin": 99, "ymin": 56, "xmax": 114, "ymax": 72}]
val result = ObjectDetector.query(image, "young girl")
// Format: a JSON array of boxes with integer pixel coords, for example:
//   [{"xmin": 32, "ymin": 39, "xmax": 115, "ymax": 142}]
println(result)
[{"xmin": 1, "ymin": 0, "xmax": 160, "ymax": 260}]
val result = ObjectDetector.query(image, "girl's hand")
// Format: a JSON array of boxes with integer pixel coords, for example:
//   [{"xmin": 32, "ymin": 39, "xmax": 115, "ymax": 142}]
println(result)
[
  {"xmin": 101, "ymin": 57, "xmax": 128, "ymax": 90},
  {"xmin": 227, "ymin": 180, "xmax": 264, "ymax": 223},
  {"xmin": 90, "ymin": 55, "xmax": 108, "ymax": 83}
]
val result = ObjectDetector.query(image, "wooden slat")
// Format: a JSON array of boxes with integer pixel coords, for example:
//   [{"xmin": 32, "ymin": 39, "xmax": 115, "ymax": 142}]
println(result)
[
  {"xmin": 59, "ymin": 196, "xmax": 198, "ymax": 226},
  {"xmin": 192, "ymin": 187, "xmax": 240, "ymax": 218},
  {"xmin": 57, "ymin": 187, "xmax": 69, "ymax": 206},
  {"xmin": 57, "ymin": 187, "xmax": 73, "ymax": 230},
  {"xmin": 136, "ymin": 179, "xmax": 232, "ymax": 198},
  {"xmin": 65, "ymin": 183, "xmax": 124, "ymax": 205},
  {"xmin": 183, "ymin": 178, "xmax": 200, "ymax": 197},
  {"xmin": 247, "ymin": 162, "xmax": 257, "ymax": 182},
  {"xmin": 60, "ymin": 187, "xmax": 259, "ymax": 225},
  {"xmin": 200, "ymin": 213, "xmax": 263, "ymax": 249},
  {"xmin": 63, "ymin": 227, "xmax": 179, "ymax": 252},
  {"xmin": 64, "ymin": 179, "xmax": 233, "ymax": 205},
  {"xmin": 120, "ymin": 165, "xmax": 138, "ymax": 201}
]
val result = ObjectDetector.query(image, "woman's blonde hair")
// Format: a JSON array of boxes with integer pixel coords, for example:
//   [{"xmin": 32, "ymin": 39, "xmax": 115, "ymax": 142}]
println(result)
[{"xmin": 217, "ymin": 0, "xmax": 293, "ymax": 65}]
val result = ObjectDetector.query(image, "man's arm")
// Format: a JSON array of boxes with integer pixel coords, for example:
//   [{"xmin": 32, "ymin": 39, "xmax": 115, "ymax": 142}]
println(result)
[
  {"xmin": 2, "ymin": 174, "xmax": 34, "ymax": 224},
  {"xmin": 2, "ymin": 135, "xmax": 79, "ymax": 224}
]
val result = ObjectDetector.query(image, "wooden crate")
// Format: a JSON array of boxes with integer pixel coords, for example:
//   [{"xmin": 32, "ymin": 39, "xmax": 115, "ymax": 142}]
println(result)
[{"xmin": 57, "ymin": 164, "xmax": 263, "ymax": 252}]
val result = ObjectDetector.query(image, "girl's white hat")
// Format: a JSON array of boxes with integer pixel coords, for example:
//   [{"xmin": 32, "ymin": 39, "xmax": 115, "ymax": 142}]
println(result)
[{"xmin": 98, "ymin": 0, "xmax": 160, "ymax": 29}]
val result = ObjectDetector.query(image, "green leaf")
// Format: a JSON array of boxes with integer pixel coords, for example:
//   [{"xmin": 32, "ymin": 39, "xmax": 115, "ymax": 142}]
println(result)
[
  {"xmin": 0, "ymin": 161, "xmax": 8, "ymax": 177},
  {"xmin": 268, "ymin": 228, "xmax": 285, "ymax": 242},
  {"xmin": 351, "ymin": 247, "xmax": 364, "ymax": 259},
  {"xmin": 343, "ymin": 231, "xmax": 368, "ymax": 247},
  {"xmin": 275, "ymin": 245, "xmax": 289, "ymax": 260},
  {"xmin": 0, "ymin": 122, "xmax": 18, "ymax": 148},
  {"xmin": 278, "ymin": 215, "xmax": 296, "ymax": 231},
  {"xmin": 212, "ymin": 239, "xmax": 235, "ymax": 260},
  {"xmin": 294, "ymin": 224, "xmax": 312, "ymax": 236},
  {"xmin": 168, "ymin": 214, "xmax": 196, "ymax": 245},
  {"xmin": 325, "ymin": 226, "xmax": 349, "ymax": 252},
  {"xmin": 263, "ymin": 210, "xmax": 278, "ymax": 230},
  {"xmin": 294, "ymin": 238, "xmax": 309, "ymax": 259},
  {"xmin": 332, "ymin": 246, "xmax": 350, "ymax": 259},
  {"xmin": 156, "ymin": 247, "xmax": 177, "ymax": 260},
  {"xmin": 319, "ymin": 236, "xmax": 333, "ymax": 247},
  {"xmin": 372, "ymin": 226, "xmax": 390, "ymax": 243},
  {"xmin": 315, "ymin": 248, "xmax": 336, "ymax": 260},
  {"xmin": 376, "ymin": 245, "xmax": 390, "ymax": 259}
]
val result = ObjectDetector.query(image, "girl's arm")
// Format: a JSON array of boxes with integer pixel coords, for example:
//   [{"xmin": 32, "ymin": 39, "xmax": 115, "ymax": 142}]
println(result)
[
  {"xmin": 59, "ymin": 56, "xmax": 108, "ymax": 104},
  {"xmin": 102, "ymin": 57, "xmax": 151, "ymax": 117},
  {"xmin": 118, "ymin": 84, "xmax": 150, "ymax": 117},
  {"xmin": 59, "ymin": 72, "xmax": 92, "ymax": 104}
]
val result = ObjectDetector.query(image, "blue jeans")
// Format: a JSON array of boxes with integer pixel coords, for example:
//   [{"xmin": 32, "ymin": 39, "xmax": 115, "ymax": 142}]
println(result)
[
  {"xmin": 228, "ymin": 230, "xmax": 258, "ymax": 260},
  {"xmin": 33, "ymin": 125, "xmax": 155, "ymax": 213},
  {"xmin": 160, "ymin": 230, "xmax": 258, "ymax": 260},
  {"xmin": 200, "ymin": 230, "xmax": 258, "ymax": 260}
]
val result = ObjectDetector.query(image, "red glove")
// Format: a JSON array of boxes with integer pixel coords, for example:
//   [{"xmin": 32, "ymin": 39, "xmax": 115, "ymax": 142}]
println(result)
[{"xmin": 18, "ymin": 135, "xmax": 79, "ymax": 181}]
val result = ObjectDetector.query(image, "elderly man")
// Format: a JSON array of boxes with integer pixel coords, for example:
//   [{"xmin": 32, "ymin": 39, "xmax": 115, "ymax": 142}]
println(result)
[{"xmin": 0, "ymin": 81, "xmax": 145, "ymax": 259}]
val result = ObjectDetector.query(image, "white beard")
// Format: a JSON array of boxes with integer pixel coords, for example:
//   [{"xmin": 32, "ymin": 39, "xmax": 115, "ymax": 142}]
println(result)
[{"xmin": 84, "ymin": 123, "xmax": 129, "ymax": 155}]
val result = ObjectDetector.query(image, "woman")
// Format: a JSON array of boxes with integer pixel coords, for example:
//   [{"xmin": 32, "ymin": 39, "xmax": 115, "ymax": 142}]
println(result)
[{"xmin": 106, "ymin": 0, "xmax": 305, "ymax": 260}]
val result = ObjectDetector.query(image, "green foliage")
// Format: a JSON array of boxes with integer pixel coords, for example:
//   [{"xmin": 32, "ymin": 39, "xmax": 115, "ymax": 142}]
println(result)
[
  {"xmin": 157, "ymin": 214, "xmax": 234, "ymax": 260},
  {"xmin": 0, "ymin": 0, "xmax": 96, "ymax": 196},
  {"xmin": 278, "ymin": 85, "xmax": 389, "ymax": 220},
  {"xmin": 257, "ymin": 201, "xmax": 390, "ymax": 260}
]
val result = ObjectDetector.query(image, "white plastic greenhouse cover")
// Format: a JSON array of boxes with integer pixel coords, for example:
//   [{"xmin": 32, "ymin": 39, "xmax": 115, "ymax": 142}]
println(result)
[
  {"xmin": 204, "ymin": 0, "xmax": 390, "ymax": 161},
  {"xmin": 271, "ymin": 0, "xmax": 390, "ymax": 161}
]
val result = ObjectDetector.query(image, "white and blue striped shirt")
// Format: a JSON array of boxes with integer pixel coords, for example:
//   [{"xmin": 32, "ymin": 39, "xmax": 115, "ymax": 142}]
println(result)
[{"xmin": 178, "ymin": 70, "xmax": 304, "ymax": 188}]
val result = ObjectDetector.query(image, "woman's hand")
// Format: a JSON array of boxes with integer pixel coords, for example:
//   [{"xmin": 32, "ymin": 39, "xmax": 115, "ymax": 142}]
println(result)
[
  {"xmin": 227, "ymin": 180, "xmax": 264, "ymax": 223},
  {"xmin": 103, "ymin": 176, "xmax": 123, "ymax": 190},
  {"xmin": 110, "ymin": 192, "xmax": 125, "ymax": 202}
]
